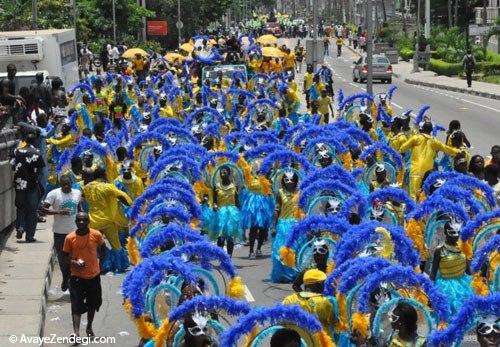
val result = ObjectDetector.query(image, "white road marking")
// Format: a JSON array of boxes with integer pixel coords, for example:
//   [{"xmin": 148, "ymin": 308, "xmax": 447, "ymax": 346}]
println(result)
[
  {"xmin": 244, "ymin": 285, "xmax": 255, "ymax": 302},
  {"xmin": 458, "ymin": 98, "xmax": 500, "ymax": 112}
]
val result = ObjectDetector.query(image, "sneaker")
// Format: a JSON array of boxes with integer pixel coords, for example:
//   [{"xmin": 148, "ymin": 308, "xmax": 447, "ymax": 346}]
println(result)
[
  {"xmin": 256, "ymin": 249, "xmax": 263, "ymax": 257},
  {"xmin": 16, "ymin": 229, "xmax": 23, "ymax": 239},
  {"xmin": 25, "ymin": 238, "xmax": 37, "ymax": 243},
  {"xmin": 248, "ymin": 252, "xmax": 255, "ymax": 259},
  {"xmin": 61, "ymin": 280, "xmax": 68, "ymax": 292}
]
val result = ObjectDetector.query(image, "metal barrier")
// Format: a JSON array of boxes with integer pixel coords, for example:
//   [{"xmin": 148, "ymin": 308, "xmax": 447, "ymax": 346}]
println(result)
[{"xmin": 0, "ymin": 129, "xmax": 17, "ymax": 234}]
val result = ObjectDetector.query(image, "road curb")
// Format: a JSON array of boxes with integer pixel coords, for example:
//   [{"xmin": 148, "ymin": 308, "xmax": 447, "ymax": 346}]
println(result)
[
  {"xmin": 405, "ymin": 78, "xmax": 500, "ymax": 100},
  {"xmin": 40, "ymin": 252, "xmax": 55, "ymax": 339}
]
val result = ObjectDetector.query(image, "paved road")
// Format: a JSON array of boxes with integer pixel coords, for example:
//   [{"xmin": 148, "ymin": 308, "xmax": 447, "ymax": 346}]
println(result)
[{"xmin": 43, "ymin": 38, "xmax": 499, "ymax": 346}]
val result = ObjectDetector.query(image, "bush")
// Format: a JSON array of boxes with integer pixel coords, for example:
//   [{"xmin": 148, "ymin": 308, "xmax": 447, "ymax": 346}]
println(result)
[
  {"xmin": 400, "ymin": 47, "xmax": 414, "ymax": 61},
  {"xmin": 429, "ymin": 59, "xmax": 462, "ymax": 76},
  {"xmin": 476, "ymin": 61, "xmax": 500, "ymax": 76}
]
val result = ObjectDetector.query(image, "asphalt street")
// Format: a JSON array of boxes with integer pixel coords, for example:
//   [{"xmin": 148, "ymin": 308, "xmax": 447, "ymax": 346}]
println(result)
[{"xmin": 42, "ymin": 39, "xmax": 498, "ymax": 346}]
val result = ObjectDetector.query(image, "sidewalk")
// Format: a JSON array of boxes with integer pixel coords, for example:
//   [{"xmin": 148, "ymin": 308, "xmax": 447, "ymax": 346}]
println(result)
[
  {"xmin": 0, "ymin": 218, "xmax": 54, "ymax": 347},
  {"xmin": 344, "ymin": 44, "xmax": 500, "ymax": 100}
]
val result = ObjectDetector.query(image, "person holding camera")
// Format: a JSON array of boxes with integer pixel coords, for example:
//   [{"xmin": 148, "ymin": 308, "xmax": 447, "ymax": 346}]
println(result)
[{"xmin": 63, "ymin": 212, "xmax": 105, "ymax": 340}]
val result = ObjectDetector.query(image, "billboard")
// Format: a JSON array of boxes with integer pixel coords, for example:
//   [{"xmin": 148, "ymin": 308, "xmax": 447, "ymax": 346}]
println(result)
[{"xmin": 147, "ymin": 20, "xmax": 168, "ymax": 36}]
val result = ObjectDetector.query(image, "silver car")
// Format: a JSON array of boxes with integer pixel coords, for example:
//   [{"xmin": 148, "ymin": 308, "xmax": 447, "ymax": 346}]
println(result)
[{"xmin": 352, "ymin": 54, "xmax": 393, "ymax": 83}]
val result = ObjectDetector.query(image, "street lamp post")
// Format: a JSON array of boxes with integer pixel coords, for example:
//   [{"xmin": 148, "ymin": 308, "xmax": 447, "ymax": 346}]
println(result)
[
  {"xmin": 366, "ymin": 0, "xmax": 373, "ymax": 95},
  {"xmin": 32, "ymin": 0, "xmax": 38, "ymax": 30},
  {"xmin": 112, "ymin": 0, "xmax": 117, "ymax": 43},
  {"xmin": 177, "ymin": 0, "xmax": 182, "ymax": 46},
  {"xmin": 312, "ymin": 0, "xmax": 319, "ymax": 70}
]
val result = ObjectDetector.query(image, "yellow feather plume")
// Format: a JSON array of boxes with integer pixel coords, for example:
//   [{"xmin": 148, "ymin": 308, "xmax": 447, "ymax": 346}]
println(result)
[
  {"xmin": 351, "ymin": 312, "xmax": 370, "ymax": 338},
  {"xmin": 314, "ymin": 330, "xmax": 336, "ymax": 347},
  {"xmin": 126, "ymin": 237, "xmax": 141, "ymax": 266},
  {"xmin": 279, "ymin": 246, "xmax": 296, "ymax": 268},
  {"xmin": 375, "ymin": 227, "xmax": 394, "ymax": 259},
  {"xmin": 438, "ymin": 321, "xmax": 448, "ymax": 330},
  {"xmin": 153, "ymin": 320, "xmax": 173, "ymax": 347},
  {"xmin": 326, "ymin": 261, "xmax": 335, "ymax": 274},
  {"xmin": 336, "ymin": 293, "xmax": 349, "ymax": 332},
  {"xmin": 259, "ymin": 176, "xmax": 272, "ymax": 196},
  {"xmin": 396, "ymin": 169, "xmax": 404, "ymax": 186},
  {"xmin": 242, "ymin": 325, "xmax": 260, "ymax": 347},
  {"xmin": 405, "ymin": 218, "xmax": 428, "ymax": 260},
  {"xmin": 135, "ymin": 315, "xmax": 157, "ymax": 339},
  {"xmin": 471, "ymin": 272, "xmax": 490, "ymax": 296},
  {"xmin": 342, "ymin": 151, "xmax": 353, "ymax": 171},
  {"xmin": 123, "ymin": 299, "xmax": 132, "ymax": 314},
  {"xmin": 459, "ymin": 239, "xmax": 473, "ymax": 260},
  {"xmin": 227, "ymin": 276, "xmax": 246, "ymax": 299}
]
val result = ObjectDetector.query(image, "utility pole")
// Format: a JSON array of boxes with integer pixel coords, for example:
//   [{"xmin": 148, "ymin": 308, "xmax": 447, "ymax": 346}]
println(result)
[
  {"xmin": 71, "ymin": 0, "xmax": 77, "ymax": 38},
  {"xmin": 31, "ymin": 0, "xmax": 38, "ymax": 30},
  {"xmin": 177, "ymin": 0, "xmax": 182, "ymax": 46},
  {"xmin": 141, "ymin": 0, "xmax": 147, "ymax": 42},
  {"xmin": 312, "ymin": 0, "xmax": 319, "ymax": 70},
  {"xmin": 112, "ymin": 0, "xmax": 117, "ymax": 43},
  {"xmin": 424, "ymin": 0, "xmax": 430, "ymax": 38},
  {"xmin": 366, "ymin": 0, "xmax": 373, "ymax": 95},
  {"xmin": 412, "ymin": 0, "xmax": 421, "ymax": 73}
]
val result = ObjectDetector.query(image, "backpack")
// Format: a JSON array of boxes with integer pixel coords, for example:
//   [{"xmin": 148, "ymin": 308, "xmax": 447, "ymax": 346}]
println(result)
[{"xmin": 464, "ymin": 55, "xmax": 475, "ymax": 70}]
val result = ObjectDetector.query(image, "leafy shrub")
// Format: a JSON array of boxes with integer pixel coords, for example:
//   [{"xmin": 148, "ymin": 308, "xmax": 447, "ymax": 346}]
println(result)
[
  {"xmin": 399, "ymin": 47, "xmax": 414, "ymax": 61},
  {"xmin": 429, "ymin": 59, "xmax": 462, "ymax": 76}
]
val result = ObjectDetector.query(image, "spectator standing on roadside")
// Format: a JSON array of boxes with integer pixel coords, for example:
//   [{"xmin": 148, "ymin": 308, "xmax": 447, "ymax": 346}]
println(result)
[
  {"xmin": 30, "ymin": 72, "xmax": 52, "ymax": 115},
  {"xmin": 323, "ymin": 35, "xmax": 330, "ymax": 57},
  {"xmin": 43, "ymin": 175, "xmax": 82, "ymax": 291},
  {"xmin": 11, "ymin": 132, "xmax": 45, "ymax": 242},
  {"xmin": 359, "ymin": 33, "xmax": 367, "ymax": 53},
  {"xmin": 463, "ymin": 50, "xmax": 476, "ymax": 88},
  {"xmin": 63, "ymin": 212, "xmax": 105, "ymax": 340}
]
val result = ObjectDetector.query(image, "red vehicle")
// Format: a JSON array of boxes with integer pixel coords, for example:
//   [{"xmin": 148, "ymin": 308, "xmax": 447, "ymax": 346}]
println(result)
[{"xmin": 264, "ymin": 22, "xmax": 282, "ymax": 37}]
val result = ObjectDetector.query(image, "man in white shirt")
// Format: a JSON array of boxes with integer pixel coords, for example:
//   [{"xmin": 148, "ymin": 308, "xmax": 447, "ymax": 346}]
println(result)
[{"xmin": 42, "ymin": 175, "xmax": 82, "ymax": 291}]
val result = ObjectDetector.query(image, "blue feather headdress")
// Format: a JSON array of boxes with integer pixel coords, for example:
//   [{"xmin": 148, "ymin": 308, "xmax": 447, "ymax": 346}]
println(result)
[
  {"xmin": 331, "ymin": 121, "xmax": 374, "ymax": 146},
  {"xmin": 139, "ymin": 225, "xmax": 205, "ymax": 258},
  {"xmin": 122, "ymin": 255, "xmax": 197, "ymax": 318},
  {"xmin": 324, "ymin": 256, "xmax": 392, "ymax": 296},
  {"xmin": 338, "ymin": 192, "xmax": 369, "ymax": 221},
  {"xmin": 281, "ymin": 123, "xmax": 309, "ymax": 146},
  {"xmin": 471, "ymin": 235, "xmax": 500, "ymax": 273},
  {"xmin": 258, "ymin": 150, "xmax": 314, "ymax": 176},
  {"xmin": 242, "ymin": 130, "xmax": 279, "ymax": 145},
  {"xmin": 284, "ymin": 215, "xmax": 351, "ymax": 249},
  {"xmin": 422, "ymin": 170, "xmax": 460, "ymax": 195},
  {"xmin": 244, "ymin": 143, "xmax": 288, "ymax": 161},
  {"xmin": 339, "ymin": 92, "xmax": 374, "ymax": 111},
  {"xmin": 165, "ymin": 241, "xmax": 239, "ymax": 278},
  {"xmin": 407, "ymin": 195, "xmax": 469, "ymax": 223},
  {"xmin": 433, "ymin": 184, "xmax": 484, "ymax": 216},
  {"xmin": 242, "ymin": 98, "xmax": 279, "ymax": 129},
  {"xmin": 334, "ymin": 222, "xmax": 420, "ymax": 268},
  {"xmin": 427, "ymin": 294, "xmax": 500, "ymax": 346},
  {"xmin": 169, "ymin": 295, "xmax": 251, "ymax": 322},
  {"xmin": 367, "ymin": 187, "xmax": 416, "ymax": 213},
  {"xmin": 460, "ymin": 209, "xmax": 500, "ymax": 242},
  {"xmin": 56, "ymin": 148, "xmax": 74, "ymax": 175},
  {"xmin": 448, "ymin": 175, "xmax": 497, "ymax": 208},
  {"xmin": 129, "ymin": 183, "xmax": 198, "ymax": 222},
  {"xmin": 219, "ymin": 304, "xmax": 324, "ymax": 347},
  {"xmin": 337, "ymin": 88, "xmax": 344, "ymax": 106},
  {"xmin": 300, "ymin": 165, "xmax": 358, "ymax": 190},
  {"xmin": 129, "ymin": 206, "xmax": 192, "ymax": 238},
  {"xmin": 161, "ymin": 144, "xmax": 208, "ymax": 161},
  {"xmin": 376, "ymin": 103, "xmax": 392, "ymax": 124},
  {"xmin": 359, "ymin": 142, "xmax": 403, "ymax": 169},
  {"xmin": 69, "ymin": 82, "xmax": 96, "ymax": 102},
  {"xmin": 127, "ymin": 131, "xmax": 171, "ymax": 159},
  {"xmin": 200, "ymin": 151, "xmax": 240, "ymax": 170},
  {"xmin": 387, "ymin": 85, "xmax": 397, "ymax": 100},
  {"xmin": 356, "ymin": 265, "xmax": 449, "ymax": 322},
  {"xmin": 186, "ymin": 106, "xmax": 225, "ymax": 126},
  {"xmin": 298, "ymin": 179, "xmax": 356, "ymax": 210},
  {"xmin": 414, "ymin": 105, "xmax": 431, "ymax": 125},
  {"xmin": 72, "ymin": 137, "xmax": 109, "ymax": 159},
  {"xmin": 153, "ymin": 125, "xmax": 197, "ymax": 144},
  {"xmin": 432, "ymin": 123, "xmax": 446, "ymax": 137},
  {"xmin": 149, "ymin": 154, "xmax": 202, "ymax": 181}
]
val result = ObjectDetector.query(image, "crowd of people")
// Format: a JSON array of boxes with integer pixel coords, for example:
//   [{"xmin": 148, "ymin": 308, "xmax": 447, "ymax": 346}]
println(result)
[{"xmin": 2, "ymin": 28, "xmax": 500, "ymax": 347}]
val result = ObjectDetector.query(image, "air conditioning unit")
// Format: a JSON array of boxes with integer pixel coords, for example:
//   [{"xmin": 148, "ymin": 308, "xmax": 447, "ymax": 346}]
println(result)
[{"xmin": 0, "ymin": 38, "xmax": 44, "ymax": 62}]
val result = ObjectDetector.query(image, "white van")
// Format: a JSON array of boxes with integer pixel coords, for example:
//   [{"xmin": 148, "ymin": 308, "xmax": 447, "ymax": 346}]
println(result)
[{"xmin": 0, "ymin": 70, "xmax": 51, "ymax": 91}]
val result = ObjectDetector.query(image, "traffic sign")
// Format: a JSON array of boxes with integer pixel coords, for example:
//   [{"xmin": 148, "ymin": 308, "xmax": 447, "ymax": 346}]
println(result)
[{"xmin": 176, "ymin": 21, "xmax": 183, "ymax": 29}]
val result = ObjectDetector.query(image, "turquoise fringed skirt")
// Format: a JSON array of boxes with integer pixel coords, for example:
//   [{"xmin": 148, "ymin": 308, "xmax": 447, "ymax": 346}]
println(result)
[
  {"xmin": 102, "ymin": 247, "xmax": 129, "ymax": 273},
  {"xmin": 211, "ymin": 205, "xmax": 242, "ymax": 241},
  {"xmin": 240, "ymin": 188, "xmax": 275, "ymax": 230},
  {"xmin": 271, "ymin": 218, "xmax": 298, "ymax": 283},
  {"xmin": 435, "ymin": 273, "xmax": 473, "ymax": 317}
]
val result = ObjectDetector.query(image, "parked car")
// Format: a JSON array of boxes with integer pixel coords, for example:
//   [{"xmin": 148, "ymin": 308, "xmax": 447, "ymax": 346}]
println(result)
[
  {"xmin": 264, "ymin": 22, "xmax": 283, "ymax": 37},
  {"xmin": 352, "ymin": 54, "xmax": 393, "ymax": 84}
]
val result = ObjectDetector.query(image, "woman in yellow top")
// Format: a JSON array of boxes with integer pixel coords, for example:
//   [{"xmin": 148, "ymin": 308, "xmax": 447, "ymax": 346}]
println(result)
[
  {"xmin": 212, "ymin": 165, "xmax": 242, "ymax": 257},
  {"xmin": 82, "ymin": 167, "xmax": 132, "ymax": 272},
  {"xmin": 385, "ymin": 302, "xmax": 427, "ymax": 347},
  {"xmin": 271, "ymin": 171, "xmax": 301, "ymax": 283},
  {"xmin": 317, "ymin": 89, "xmax": 334, "ymax": 124},
  {"xmin": 429, "ymin": 219, "xmax": 473, "ymax": 317}
]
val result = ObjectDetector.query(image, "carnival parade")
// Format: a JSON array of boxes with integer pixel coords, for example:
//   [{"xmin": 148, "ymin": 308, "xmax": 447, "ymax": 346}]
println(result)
[{"xmin": 4, "ymin": 25, "xmax": 500, "ymax": 346}]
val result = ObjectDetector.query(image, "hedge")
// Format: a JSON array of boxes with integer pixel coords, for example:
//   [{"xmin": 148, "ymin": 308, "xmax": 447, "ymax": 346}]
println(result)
[
  {"xmin": 429, "ymin": 59, "xmax": 500, "ymax": 77},
  {"xmin": 399, "ymin": 47, "xmax": 414, "ymax": 61}
]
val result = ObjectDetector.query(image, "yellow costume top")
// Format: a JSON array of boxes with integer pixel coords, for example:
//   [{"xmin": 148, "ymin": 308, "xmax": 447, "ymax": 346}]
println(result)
[
  {"xmin": 114, "ymin": 175, "xmax": 145, "ymax": 201},
  {"xmin": 47, "ymin": 134, "xmax": 75, "ymax": 150},
  {"xmin": 304, "ymin": 72, "xmax": 314, "ymax": 92},
  {"xmin": 389, "ymin": 132, "xmax": 408, "ymax": 153},
  {"xmin": 387, "ymin": 334, "xmax": 426, "ymax": 347},
  {"xmin": 159, "ymin": 105, "xmax": 175, "ymax": 118},
  {"xmin": 438, "ymin": 244, "xmax": 467, "ymax": 279},
  {"xmin": 317, "ymin": 95, "xmax": 332, "ymax": 115},
  {"xmin": 216, "ymin": 182, "xmax": 236, "ymax": 207},
  {"xmin": 282, "ymin": 291, "xmax": 335, "ymax": 336},
  {"xmin": 278, "ymin": 189, "xmax": 298, "ymax": 219},
  {"xmin": 400, "ymin": 133, "xmax": 460, "ymax": 175}
]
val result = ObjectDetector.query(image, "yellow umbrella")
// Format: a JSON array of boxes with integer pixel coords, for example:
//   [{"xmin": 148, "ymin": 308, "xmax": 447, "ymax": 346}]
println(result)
[
  {"xmin": 256, "ymin": 34, "xmax": 278, "ymax": 46},
  {"xmin": 122, "ymin": 48, "xmax": 147, "ymax": 59},
  {"xmin": 179, "ymin": 42, "xmax": 195, "ymax": 53},
  {"xmin": 262, "ymin": 46, "xmax": 284, "ymax": 58},
  {"xmin": 164, "ymin": 52, "xmax": 185, "ymax": 63}
]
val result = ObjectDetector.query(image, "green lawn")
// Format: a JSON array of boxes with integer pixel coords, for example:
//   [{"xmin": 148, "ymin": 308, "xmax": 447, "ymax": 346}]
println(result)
[{"xmin": 478, "ymin": 75, "xmax": 500, "ymax": 84}]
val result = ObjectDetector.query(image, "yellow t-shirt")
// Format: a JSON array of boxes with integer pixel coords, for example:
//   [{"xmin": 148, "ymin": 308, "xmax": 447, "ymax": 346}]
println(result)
[
  {"xmin": 304, "ymin": 73, "xmax": 314, "ymax": 92},
  {"xmin": 317, "ymin": 96, "xmax": 331, "ymax": 115},
  {"xmin": 284, "ymin": 52, "xmax": 296, "ymax": 69}
]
